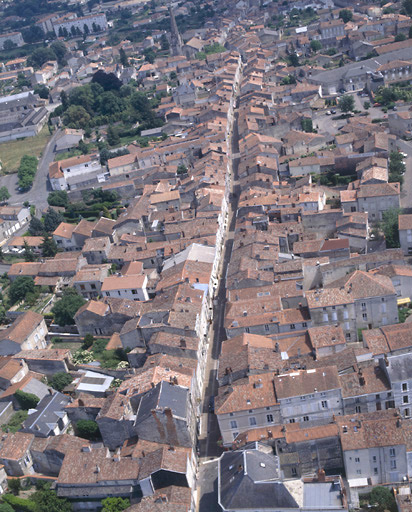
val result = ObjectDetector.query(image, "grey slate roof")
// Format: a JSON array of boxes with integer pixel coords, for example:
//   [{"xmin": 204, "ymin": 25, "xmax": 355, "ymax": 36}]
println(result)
[
  {"xmin": 385, "ymin": 353, "xmax": 412, "ymax": 383},
  {"xmin": 22, "ymin": 391, "xmax": 71, "ymax": 437},
  {"xmin": 218, "ymin": 447, "xmax": 299, "ymax": 510},
  {"xmin": 135, "ymin": 381, "xmax": 188, "ymax": 425}
]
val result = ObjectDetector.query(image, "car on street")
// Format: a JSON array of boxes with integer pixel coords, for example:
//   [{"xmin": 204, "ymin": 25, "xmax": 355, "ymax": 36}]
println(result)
[
  {"xmin": 326, "ymin": 111, "xmax": 332, "ymax": 115},
  {"xmin": 209, "ymin": 396, "xmax": 215, "ymax": 413}
]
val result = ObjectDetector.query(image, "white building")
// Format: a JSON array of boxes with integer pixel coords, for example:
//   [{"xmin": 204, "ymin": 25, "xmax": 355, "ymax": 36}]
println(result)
[
  {"xmin": 101, "ymin": 274, "xmax": 149, "ymax": 301},
  {"xmin": 48, "ymin": 153, "xmax": 103, "ymax": 191},
  {"xmin": 53, "ymin": 14, "xmax": 107, "ymax": 36}
]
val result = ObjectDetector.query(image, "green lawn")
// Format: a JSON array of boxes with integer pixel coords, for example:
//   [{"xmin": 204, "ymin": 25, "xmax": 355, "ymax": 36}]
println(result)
[{"xmin": 0, "ymin": 125, "xmax": 52, "ymax": 174}]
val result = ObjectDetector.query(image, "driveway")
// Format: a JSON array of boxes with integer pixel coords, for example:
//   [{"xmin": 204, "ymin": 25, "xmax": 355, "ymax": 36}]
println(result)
[{"xmin": 1, "ymin": 128, "xmax": 61, "ymax": 212}]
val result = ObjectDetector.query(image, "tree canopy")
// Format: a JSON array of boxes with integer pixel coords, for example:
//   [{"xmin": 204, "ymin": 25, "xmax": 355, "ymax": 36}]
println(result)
[
  {"xmin": 9, "ymin": 276, "xmax": 35, "ymax": 304},
  {"xmin": 48, "ymin": 372, "xmax": 73, "ymax": 392},
  {"xmin": 339, "ymin": 94, "xmax": 355, "ymax": 112},
  {"xmin": 101, "ymin": 497, "xmax": 130, "ymax": 512},
  {"xmin": 76, "ymin": 420, "xmax": 100, "ymax": 440},
  {"xmin": 339, "ymin": 9, "xmax": 353, "ymax": 22},
  {"xmin": 52, "ymin": 288, "xmax": 86, "ymax": 326},
  {"xmin": 15, "ymin": 389, "xmax": 40, "ymax": 410},
  {"xmin": 381, "ymin": 207, "xmax": 401, "ymax": 249}
]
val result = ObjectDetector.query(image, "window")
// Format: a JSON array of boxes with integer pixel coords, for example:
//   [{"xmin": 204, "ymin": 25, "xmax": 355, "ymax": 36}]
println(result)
[
  {"xmin": 372, "ymin": 456, "xmax": 377, "ymax": 463},
  {"xmin": 303, "ymin": 416, "xmax": 309, "ymax": 422},
  {"xmin": 245, "ymin": 327, "xmax": 250, "ymax": 333},
  {"xmin": 290, "ymin": 324, "xmax": 295, "ymax": 330},
  {"xmin": 390, "ymin": 460, "xmax": 397, "ymax": 470},
  {"xmin": 355, "ymin": 405, "xmax": 361, "ymax": 413},
  {"xmin": 249, "ymin": 417, "xmax": 257, "ymax": 426},
  {"xmin": 286, "ymin": 399, "xmax": 292, "ymax": 404},
  {"xmin": 402, "ymin": 383, "xmax": 408, "ymax": 392},
  {"xmin": 302, "ymin": 322, "xmax": 307, "ymax": 328},
  {"xmin": 230, "ymin": 420, "xmax": 238, "ymax": 429},
  {"xmin": 403, "ymin": 396, "xmax": 409, "ymax": 404},
  {"xmin": 356, "ymin": 470, "xmax": 362, "ymax": 475},
  {"xmin": 355, "ymin": 457, "xmax": 360, "ymax": 463},
  {"xmin": 266, "ymin": 414, "xmax": 274, "ymax": 423},
  {"xmin": 390, "ymin": 448, "xmax": 396, "ymax": 457},
  {"xmin": 132, "ymin": 290, "xmax": 137, "ymax": 295},
  {"xmin": 362, "ymin": 313, "xmax": 367, "ymax": 319},
  {"xmin": 405, "ymin": 409, "xmax": 410, "ymax": 418},
  {"xmin": 289, "ymin": 419, "xmax": 295, "ymax": 423},
  {"xmin": 264, "ymin": 324, "xmax": 269, "ymax": 331},
  {"xmin": 90, "ymin": 284, "xmax": 96, "ymax": 290},
  {"xmin": 374, "ymin": 467, "xmax": 378, "ymax": 475},
  {"xmin": 232, "ymin": 432, "xmax": 239, "ymax": 440},
  {"xmin": 300, "ymin": 396, "xmax": 306, "ymax": 401},
  {"xmin": 321, "ymin": 401, "xmax": 328, "ymax": 409},
  {"xmin": 80, "ymin": 284, "xmax": 85, "ymax": 290},
  {"xmin": 291, "ymin": 467, "xmax": 297, "ymax": 476},
  {"xmin": 361, "ymin": 302, "xmax": 366, "ymax": 311}
]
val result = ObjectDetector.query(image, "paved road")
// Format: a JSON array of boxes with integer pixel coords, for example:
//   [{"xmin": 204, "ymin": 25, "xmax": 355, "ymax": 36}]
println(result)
[
  {"xmin": 197, "ymin": 96, "xmax": 241, "ymax": 511},
  {"xmin": 0, "ymin": 128, "xmax": 61, "ymax": 211},
  {"xmin": 398, "ymin": 139, "xmax": 412, "ymax": 211}
]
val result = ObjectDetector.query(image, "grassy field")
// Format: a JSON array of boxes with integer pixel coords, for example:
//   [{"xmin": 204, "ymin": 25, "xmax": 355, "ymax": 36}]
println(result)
[{"xmin": 0, "ymin": 125, "xmax": 52, "ymax": 174}]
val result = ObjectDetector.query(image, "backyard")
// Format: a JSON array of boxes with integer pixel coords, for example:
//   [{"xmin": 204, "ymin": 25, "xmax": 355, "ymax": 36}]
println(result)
[{"xmin": 0, "ymin": 125, "xmax": 51, "ymax": 174}]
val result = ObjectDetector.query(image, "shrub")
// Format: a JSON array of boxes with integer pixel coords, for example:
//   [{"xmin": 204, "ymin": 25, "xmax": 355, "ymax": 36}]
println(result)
[
  {"xmin": 76, "ymin": 420, "xmax": 100, "ymax": 440},
  {"xmin": 48, "ymin": 372, "xmax": 73, "ymax": 392},
  {"xmin": 15, "ymin": 389, "xmax": 40, "ymax": 410}
]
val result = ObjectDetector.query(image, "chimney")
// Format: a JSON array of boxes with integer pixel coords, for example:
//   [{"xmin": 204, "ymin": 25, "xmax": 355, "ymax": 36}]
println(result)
[{"xmin": 317, "ymin": 468, "xmax": 326, "ymax": 482}]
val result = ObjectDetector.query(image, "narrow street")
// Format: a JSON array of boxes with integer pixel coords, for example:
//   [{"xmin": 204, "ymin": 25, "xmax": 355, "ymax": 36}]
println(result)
[{"xmin": 197, "ymin": 91, "xmax": 241, "ymax": 510}]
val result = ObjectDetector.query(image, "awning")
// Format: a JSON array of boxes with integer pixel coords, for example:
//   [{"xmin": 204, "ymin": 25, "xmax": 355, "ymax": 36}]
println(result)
[
  {"xmin": 348, "ymin": 478, "xmax": 369, "ymax": 488},
  {"xmin": 398, "ymin": 297, "xmax": 411, "ymax": 305}
]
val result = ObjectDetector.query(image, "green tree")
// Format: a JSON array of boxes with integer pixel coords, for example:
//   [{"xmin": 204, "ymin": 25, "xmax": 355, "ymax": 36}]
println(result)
[
  {"xmin": 48, "ymin": 191, "xmax": 69, "ymax": 208},
  {"xmin": 370, "ymin": 486, "xmax": 396, "ymax": 512},
  {"xmin": 177, "ymin": 163, "xmax": 187, "ymax": 174},
  {"xmin": 0, "ymin": 187, "xmax": 10, "ymax": 202},
  {"xmin": 92, "ymin": 70, "xmax": 122, "ymax": 91},
  {"xmin": 107, "ymin": 125, "xmax": 120, "ymax": 146},
  {"xmin": 143, "ymin": 47, "xmax": 156, "ymax": 64},
  {"xmin": 339, "ymin": 94, "xmax": 355, "ymax": 112},
  {"xmin": 0, "ymin": 502, "xmax": 14, "ymax": 512},
  {"xmin": 51, "ymin": 41, "xmax": 67, "ymax": 64},
  {"xmin": 49, "ymin": 372, "xmax": 73, "ymax": 392},
  {"xmin": 28, "ymin": 47, "xmax": 56, "ymax": 68},
  {"xmin": 119, "ymin": 48, "xmax": 129, "ymax": 67},
  {"xmin": 9, "ymin": 276, "xmax": 35, "ymax": 304},
  {"xmin": 8, "ymin": 479, "xmax": 21, "ymax": 496},
  {"xmin": 78, "ymin": 139, "xmax": 89, "ymax": 155},
  {"xmin": 44, "ymin": 207, "xmax": 64, "ymax": 233},
  {"xmin": 364, "ymin": 101, "xmax": 370, "ymax": 109},
  {"xmin": 288, "ymin": 52, "xmax": 299, "ymax": 67},
  {"xmin": 28, "ymin": 217, "xmax": 45, "ymax": 236},
  {"xmin": 63, "ymin": 105, "xmax": 91, "ymax": 129},
  {"xmin": 170, "ymin": 71, "xmax": 177, "ymax": 80},
  {"xmin": 15, "ymin": 389, "xmax": 40, "ymax": 410},
  {"xmin": 381, "ymin": 207, "xmax": 401, "ymax": 248},
  {"xmin": 52, "ymin": 288, "xmax": 86, "ymax": 326},
  {"xmin": 76, "ymin": 420, "xmax": 100, "ymax": 440},
  {"xmin": 409, "ymin": 25, "xmax": 412, "ymax": 38},
  {"xmin": 32, "ymin": 484, "xmax": 73, "ymax": 512},
  {"xmin": 339, "ymin": 8, "xmax": 353, "ymax": 22},
  {"xmin": 160, "ymin": 34, "xmax": 170, "ymax": 51},
  {"xmin": 40, "ymin": 234, "xmax": 58, "ymax": 257},
  {"xmin": 101, "ymin": 497, "xmax": 130, "ymax": 512},
  {"xmin": 18, "ymin": 155, "xmax": 38, "ymax": 190},
  {"xmin": 310, "ymin": 40, "xmax": 322, "ymax": 52},
  {"xmin": 83, "ymin": 24, "xmax": 90, "ymax": 35},
  {"xmin": 83, "ymin": 333, "xmax": 95, "ymax": 348},
  {"xmin": 395, "ymin": 33, "xmax": 407, "ymax": 42},
  {"xmin": 34, "ymin": 84, "xmax": 49, "ymax": 99},
  {"xmin": 24, "ymin": 240, "xmax": 36, "ymax": 262}
]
